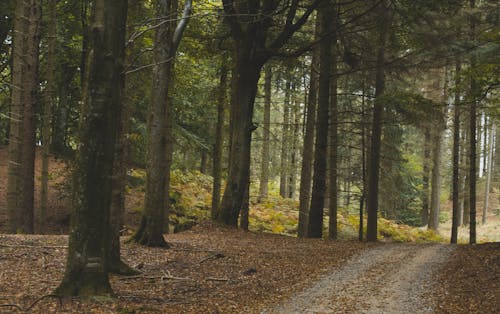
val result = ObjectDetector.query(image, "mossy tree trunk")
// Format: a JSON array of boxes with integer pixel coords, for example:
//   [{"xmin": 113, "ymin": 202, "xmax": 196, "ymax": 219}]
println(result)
[{"xmin": 55, "ymin": 0, "xmax": 128, "ymax": 297}]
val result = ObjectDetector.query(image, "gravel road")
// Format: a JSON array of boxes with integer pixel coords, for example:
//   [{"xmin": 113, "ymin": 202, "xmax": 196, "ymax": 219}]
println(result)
[{"xmin": 266, "ymin": 243, "xmax": 454, "ymax": 314}]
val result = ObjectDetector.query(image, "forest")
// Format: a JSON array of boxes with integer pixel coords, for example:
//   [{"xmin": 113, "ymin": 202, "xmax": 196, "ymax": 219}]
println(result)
[{"xmin": 0, "ymin": 0, "xmax": 499, "ymax": 313}]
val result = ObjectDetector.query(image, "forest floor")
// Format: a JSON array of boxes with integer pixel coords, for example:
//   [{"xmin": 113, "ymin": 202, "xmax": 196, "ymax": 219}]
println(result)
[
  {"xmin": 0, "ymin": 226, "xmax": 498, "ymax": 313},
  {"xmin": 0, "ymin": 147, "xmax": 499, "ymax": 313}
]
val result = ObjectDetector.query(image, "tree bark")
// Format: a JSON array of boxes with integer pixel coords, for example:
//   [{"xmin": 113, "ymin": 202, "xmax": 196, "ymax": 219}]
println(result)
[
  {"xmin": 289, "ymin": 86, "xmax": 301, "ymax": 199},
  {"xmin": 482, "ymin": 123, "xmax": 494, "ymax": 224},
  {"xmin": 258, "ymin": 65, "xmax": 272, "ymax": 203},
  {"xmin": 428, "ymin": 118, "xmax": 445, "ymax": 230},
  {"xmin": 421, "ymin": 127, "xmax": 431, "ymax": 226},
  {"xmin": 7, "ymin": 0, "xmax": 41, "ymax": 234},
  {"xmin": 55, "ymin": 0, "xmax": 127, "ymax": 296},
  {"xmin": 469, "ymin": 0, "xmax": 477, "ymax": 244},
  {"xmin": 451, "ymin": 60, "xmax": 461, "ymax": 244},
  {"xmin": 307, "ymin": 2, "xmax": 334, "ymax": 238},
  {"xmin": 280, "ymin": 79, "xmax": 292, "ymax": 198},
  {"xmin": 211, "ymin": 64, "xmax": 228, "ymax": 219},
  {"xmin": 217, "ymin": 52, "xmax": 262, "ymax": 226},
  {"xmin": 366, "ymin": 0, "xmax": 389, "ymax": 242},
  {"xmin": 298, "ymin": 17, "xmax": 320, "ymax": 238},
  {"xmin": 131, "ymin": 0, "xmax": 191, "ymax": 246},
  {"xmin": 40, "ymin": 0, "xmax": 56, "ymax": 234},
  {"xmin": 328, "ymin": 32, "xmax": 338, "ymax": 240}
]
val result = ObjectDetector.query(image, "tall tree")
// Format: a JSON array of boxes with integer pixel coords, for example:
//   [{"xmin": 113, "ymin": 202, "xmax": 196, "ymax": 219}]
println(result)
[
  {"xmin": 421, "ymin": 127, "xmax": 431, "ymax": 226},
  {"xmin": 366, "ymin": 0, "xmax": 390, "ymax": 242},
  {"xmin": 217, "ymin": 0, "xmax": 318, "ymax": 226},
  {"xmin": 131, "ymin": 0, "xmax": 192, "ymax": 246},
  {"xmin": 55, "ymin": 0, "xmax": 128, "ymax": 296},
  {"xmin": 469, "ymin": 0, "xmax": 478, "ymax": 244},
  {"xmin": 328, "ymin": 19, "xmax": 339, "ymax": 240},
  {"xmin": 307, "ymin": 0, "xmax": 334, "ymax": 238},
  {"xmin": 280, "ymin": 79, "xmax": 292, "ymax": 198},
  {"xmin": 7, "ymin": 0, "xmax": 41, "ymax": 234},
  {"xmin": 429, "ymin": 70, "xmax": 447, "ymax": 231},
  {"xmin": 40, "ymin": 0, "xmax": 56, "ymax": 233},
  {"xmin": 451, "ymin": 60, "xmax": 461, "ymax": 244},
  {"xmin": 298, "ymin": 17, "xmax": 319, "ymax": 237},
  {"xmin": 258, "ymin": 65, "xmax": 272, "ymax": 202},
  {"xmin": 211, "ymin": 63, "xmax": 228, "ymax": 219},
  {"xmin": 482, "ymin": 123, "xmax": 494, "ymax": 224}
]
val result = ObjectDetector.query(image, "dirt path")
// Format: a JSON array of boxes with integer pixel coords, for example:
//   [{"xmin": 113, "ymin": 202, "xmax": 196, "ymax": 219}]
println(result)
[{"xmin": 267, "ymin": 243, "xmax": 454, "ymax": 314}]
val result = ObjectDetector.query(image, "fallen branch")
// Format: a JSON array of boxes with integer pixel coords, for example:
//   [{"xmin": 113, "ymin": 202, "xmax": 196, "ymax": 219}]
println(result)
[
  {"xmin": 0, "ymin": 294, "xmax": 62, "ymax": 312},
  {"xmin": 0, "ymin": 244, "xmax": 67, "ymax": 249},
  {"xmin": 199, "ymin": 252, "xmax": 225, "ymax": 264},
  {"xmin": 118, "ymin": 270, "xmax": 191, "ymax": 282},
  {"xmin": 205, "ymin": 277, "xmax": 230, "ymax": 282}
]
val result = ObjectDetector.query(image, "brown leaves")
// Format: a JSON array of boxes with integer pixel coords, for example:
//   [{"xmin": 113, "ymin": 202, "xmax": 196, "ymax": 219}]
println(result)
[
  {"xmin": 0, "ymin": 222, "xmax": 364, "ymax": 313},
  {"xmin": 429, "ymin": 243, "xmax": 500, "ymax": 313}
]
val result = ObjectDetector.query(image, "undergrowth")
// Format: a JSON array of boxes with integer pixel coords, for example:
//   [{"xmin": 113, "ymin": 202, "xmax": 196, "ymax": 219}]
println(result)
[{"xmin": 127, "ymin": 170, "xmax": 445, "ymax": 242}]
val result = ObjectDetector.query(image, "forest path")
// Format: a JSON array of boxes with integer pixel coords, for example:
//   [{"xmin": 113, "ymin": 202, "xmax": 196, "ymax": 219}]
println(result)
[{"xmin": 267, "ymin": 243, "xmax": 454, "ymax": 314}]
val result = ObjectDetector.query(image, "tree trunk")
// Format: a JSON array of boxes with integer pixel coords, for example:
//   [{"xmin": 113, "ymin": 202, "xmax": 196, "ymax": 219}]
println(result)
[
  {"xmin": 298, "ymin": 17, "xmax": 320, "ymax": 238},
  {"xmin": 421, "ymin": 127, "xmax": 431, "ymax": 226},
  {"xmin": 307, "ymin": 2, "xmax": 334, "ymax": 238},
  {"xmin": 217, "ymin": 49, "xmax": 263, "ymax": 226},
  {"xmin": 463, "ymin": 117, "xmax": 471, "ymax": 226},
  {"xmin": 200, "ymin": 150, "xmax": 208, "ymax": 174},
  {"xmin": 280, "ymin": 79, "xmax": 291, "ymax": 198},
  {"xmin": 55, "ymin": 0, "xmax": 128, "ymax": 296},
  {"xmin": 451, "ymin": 60, "xmax": 461, "ymax": 244},
  {"xmin": 211, "ymin": 64, "xmax": 228, "ymax": 219},
  {"xmin": 359, "ymin": 81, "xmax": 367, "ymax": 241},
  {"xmin": 40, "ymin": 0, "xmax": 56, "ymax": 234},
  {"xmin": 328, "ymin": 35, "xmax": 338, "ymax": 240},
  {"xmin": 239, "ymin": 179, "xmax": 250, "ymax": 230},
  {"xmin": 289, "ymin": 84, "xmax": 301, "ymax": 199},
  {"xmin": 482, "ymin": 123, "xmax": 494, "ymax": 224},
  {"xmin": 258, "ymin": 65, "xmax": 272, "ymax": 202},
  {"xmin": 131, "ymin": 0, "xmax": 191, "ymax": 246},
  {"xmin": 469, "ymin": 0, "xmax": 477, "ymax": 244},
  {"xmin": 7, "ymin": 0, "xmax": 41, "ymax": 234},
  {"xmin": 428, "ymin": 120, "xmax": 444, "ymax": 230},
  {"xmin": 367, "ymin": 0, "xmax": 389, "ymax": 242}
]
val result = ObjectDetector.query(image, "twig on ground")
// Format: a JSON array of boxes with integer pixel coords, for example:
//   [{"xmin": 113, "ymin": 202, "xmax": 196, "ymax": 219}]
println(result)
[
  {"xmin": 0, "ymin": 294, "xmax": 62, "ymax": 312},
  {"xmin": 199, "ymin": 252, "xmax": 225, "ymax": 264},
  {"xmin": 205, "ymin": 277, "xmax": 230, "ymax": 282}
]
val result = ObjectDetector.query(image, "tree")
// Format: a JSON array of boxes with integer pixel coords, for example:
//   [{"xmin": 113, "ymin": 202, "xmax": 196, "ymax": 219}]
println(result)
[
  {"xmin": 258, "ymin": 65, "xmax": 272, "ymax": 202},
  {"xmin": 451, "ymin": 60, "xmax": 461, "ymax": 244},
  {"xmin": 366, "ymin": 0, "xmax": 390, "ymax": 242},
  {"xmin": 131, "ymin": 0, "xmax": 192, "ymax": 246},
  {"xmin": 7, "ymin": 0, "xmax": 41, "ymax": 234},
  {"xmin": 280, "ymin": 78, "xmax": 292, "ymax": 198},
  {"xmin": 217, "ymin": 0, "xmax": 318, "ymax": 226},
  {"xmin": 298, "ymin": 17, "xmax": 319, "ymax": 237},
  {"xmin": 328, "ymin": 17, "xmax": 339, "ymax": 240},
  {"xmin": 40, "ymin": 0, "xmax": 57, "ymax": 234},
  {"xmin": 55, "ymin": 0, "xmax": 128, "ymax": 296},
  {"xmin": 307, "ymin": 0, "xmax": 334, "ymax": 238},
  {"xmin": 211, "ymin": 63, "xmax": 228, "ymax": 219},
  {"xmin": 482, "ymin": 123, "xmax": 494, "ymax": 224}
]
